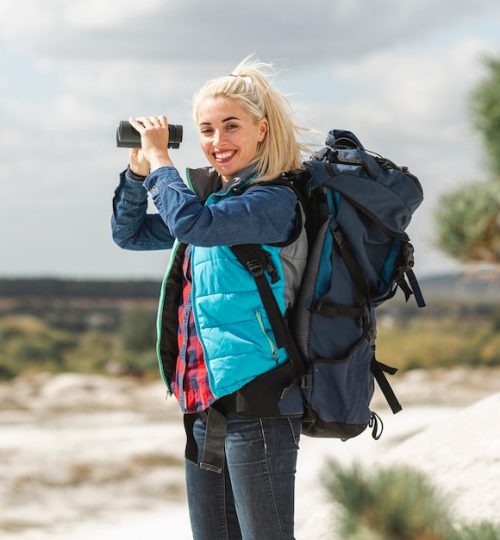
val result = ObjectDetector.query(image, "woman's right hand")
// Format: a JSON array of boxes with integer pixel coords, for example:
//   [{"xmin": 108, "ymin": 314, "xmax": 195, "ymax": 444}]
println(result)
[
  {"xmin": 128, "ymin": 116, "xmax": 173, "ymax": 175},
  {"xmin": 129, "ymin": 147, "xmax": 150, "ymax": 177}
]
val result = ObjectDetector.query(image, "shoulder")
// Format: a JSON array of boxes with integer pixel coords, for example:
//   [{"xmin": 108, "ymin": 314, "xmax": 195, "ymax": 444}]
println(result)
[{"xmin": 239, "ymin": 180, "xmax": 298, "ymax": 202}]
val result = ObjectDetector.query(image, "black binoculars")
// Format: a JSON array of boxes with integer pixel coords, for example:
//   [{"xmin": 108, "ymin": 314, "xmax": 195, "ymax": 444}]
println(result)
[{"xmin": 116, "ymin": 120, "xmax": 183, "ymax": 149}]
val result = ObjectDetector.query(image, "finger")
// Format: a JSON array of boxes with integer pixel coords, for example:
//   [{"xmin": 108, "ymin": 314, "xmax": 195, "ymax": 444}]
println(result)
[
  {"xmin": 158, "ymin": 115, "xmax": 168, "ymax": 127},
  {"xmin": 148, "ymin": 116, "xmax": 161, "ymax": 127},
  {"xmin": 129, "ymin": 117, "xmax": 145, "ymax": 133},
  {"xmin": 135, "ymin": 116, "xmax": 154, "ymax": 128}
]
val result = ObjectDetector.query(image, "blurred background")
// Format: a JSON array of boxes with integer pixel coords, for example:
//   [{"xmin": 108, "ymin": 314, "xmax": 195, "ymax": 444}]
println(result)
[{"xmin": 0, "ymin": 1, "xmax": 499, "ymax": 539}]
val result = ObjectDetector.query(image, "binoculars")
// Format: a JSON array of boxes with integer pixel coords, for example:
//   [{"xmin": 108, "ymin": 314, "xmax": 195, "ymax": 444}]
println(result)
[{"xmin": 116, "ymin": 120, "xmax": 183, "ymax": 149}]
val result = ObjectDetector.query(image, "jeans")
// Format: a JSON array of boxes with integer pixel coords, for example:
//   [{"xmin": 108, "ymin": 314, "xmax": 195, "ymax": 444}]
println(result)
[{"xmin": 185, "ymin": 414, "xmax": 302, "ymax": 540}]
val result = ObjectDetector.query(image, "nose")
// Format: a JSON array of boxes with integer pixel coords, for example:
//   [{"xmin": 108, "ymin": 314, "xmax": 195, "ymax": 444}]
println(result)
[{"xmin": 213, "ymin": 129, "xmax": 226, "ymax": 148}]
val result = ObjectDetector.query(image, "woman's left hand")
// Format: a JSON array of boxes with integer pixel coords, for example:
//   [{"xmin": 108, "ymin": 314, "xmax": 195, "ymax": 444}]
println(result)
[{"xmin": 129, "ymin": 116, "xmax": 174, "ymax": 172}]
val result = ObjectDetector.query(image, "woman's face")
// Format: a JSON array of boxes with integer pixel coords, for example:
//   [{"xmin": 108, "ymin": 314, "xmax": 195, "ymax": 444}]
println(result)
[{"xmin": 196, "ymin": 96, "xmax": 267, "ymax": 182}]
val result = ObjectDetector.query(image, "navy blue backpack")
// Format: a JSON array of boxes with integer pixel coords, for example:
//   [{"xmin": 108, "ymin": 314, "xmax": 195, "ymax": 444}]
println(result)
[{"xmin": 232, "ymin": 129, "xmax": 425, "ymax": 440}]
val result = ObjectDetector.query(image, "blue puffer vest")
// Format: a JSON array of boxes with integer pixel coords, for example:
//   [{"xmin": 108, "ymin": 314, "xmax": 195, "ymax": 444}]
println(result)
[{"xmin": 155, "ymin": 167, "xmax": 308, "ymax": 402}]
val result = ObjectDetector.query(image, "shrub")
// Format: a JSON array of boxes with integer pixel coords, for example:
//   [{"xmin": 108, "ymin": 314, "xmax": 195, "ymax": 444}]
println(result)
[
  {"xmin": 120, "ymin": 308, "xmax": 157, "ymax": 353},
  {"xmin": 323, "ymin": 462, "xmax": 500, "ymax": 540},
  {"xmin": 323, "ymin": 461, "xmax": 451, "ymax": 540}
]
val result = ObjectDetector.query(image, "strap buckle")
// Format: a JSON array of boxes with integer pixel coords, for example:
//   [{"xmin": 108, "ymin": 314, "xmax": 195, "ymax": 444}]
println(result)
[
  {"xmin": 300, "ymin": 373, "xmax": 312, "ymax": 389},
  {"xmin": 246, "ymin": 258, "xmax": 264, "ymax": 277},
  {"xmin": 402, "ymin": 242, "xmax": 415, "ymax": 270}
]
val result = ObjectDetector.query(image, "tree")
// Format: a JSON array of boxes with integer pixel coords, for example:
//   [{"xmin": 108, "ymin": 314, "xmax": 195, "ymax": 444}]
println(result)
[
  {"xmin": 471, "ymin": 56, "xmax": 500, "ymax": 177},
  {"xmin": 436, "ymin": 180, "xmax": 500, "ymax": 262},
  {"xmin": 436, "ymin": 55, "xmax": 500, "ymax": 264}
]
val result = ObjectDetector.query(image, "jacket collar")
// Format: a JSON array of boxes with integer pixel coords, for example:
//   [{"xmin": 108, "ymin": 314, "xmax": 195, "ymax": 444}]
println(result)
[{"xmin": 186, "ymin": 163, "xmax": 258, "ymax": 202}]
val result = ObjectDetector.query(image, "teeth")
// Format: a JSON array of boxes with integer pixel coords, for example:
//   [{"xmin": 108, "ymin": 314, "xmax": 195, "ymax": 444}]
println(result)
[{"xmin": 215, "ymin": 151, "xmax": 235, "ymax": 159}]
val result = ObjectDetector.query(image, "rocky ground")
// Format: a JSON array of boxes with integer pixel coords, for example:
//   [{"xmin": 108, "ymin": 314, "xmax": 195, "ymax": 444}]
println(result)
[{"xmin": 0, "ymin": 368, "xmax": 499, "ymax": 539}]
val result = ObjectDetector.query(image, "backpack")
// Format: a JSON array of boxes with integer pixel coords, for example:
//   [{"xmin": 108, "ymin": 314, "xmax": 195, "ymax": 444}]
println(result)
[{"xmin": 231, "ymin": 129, "xmax": 425, "ymax": 441}]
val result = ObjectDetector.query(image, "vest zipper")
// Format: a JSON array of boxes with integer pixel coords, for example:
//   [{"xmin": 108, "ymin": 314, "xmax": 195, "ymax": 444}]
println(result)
[{"xmin": 255, "ymin": 310, "xmax": 279, "ymax": 364}]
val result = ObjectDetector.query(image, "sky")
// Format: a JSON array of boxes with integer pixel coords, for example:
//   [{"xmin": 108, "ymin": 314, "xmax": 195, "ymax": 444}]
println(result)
[{"xmin": 1, "ymin": 0, "xmax": 499, "ymax": 280}]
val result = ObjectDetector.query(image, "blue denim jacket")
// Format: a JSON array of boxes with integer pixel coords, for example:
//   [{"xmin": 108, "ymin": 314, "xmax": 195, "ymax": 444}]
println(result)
[{"xmin": 111, "ymin": 166, "xmax": 297, "ymax": 249}]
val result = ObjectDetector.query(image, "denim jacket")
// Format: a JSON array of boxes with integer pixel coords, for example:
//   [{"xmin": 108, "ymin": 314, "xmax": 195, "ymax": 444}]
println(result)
[{"xmin": 111, "ymin": 166, "xmax": 297, "ymax": 250}]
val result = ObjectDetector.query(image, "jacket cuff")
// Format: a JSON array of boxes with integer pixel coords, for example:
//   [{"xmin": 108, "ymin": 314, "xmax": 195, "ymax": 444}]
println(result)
[
  {"xmin": 125, "ymin": 167, "xmax": 147, "ymax": 183},
  {"xmin": 143, "ymin": 166, "xmax": 181, "ymax": 196}
]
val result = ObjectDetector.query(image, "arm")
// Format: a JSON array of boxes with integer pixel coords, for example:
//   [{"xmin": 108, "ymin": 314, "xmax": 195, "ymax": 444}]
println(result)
[
  {"xmin": 121, "ymin": 115, "xmax": 297, "ymax": 246},
  {"xmin": 144, "ymin": 166, "xmax": 297, "ymax": 247},
  {"xmin": 111, "ymin": 168, "xmax": 175, "ymax": 251}
]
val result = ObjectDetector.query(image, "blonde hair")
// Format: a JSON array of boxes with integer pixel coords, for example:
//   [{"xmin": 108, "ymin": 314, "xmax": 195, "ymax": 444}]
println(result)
[{"xmin": 192, "ymin": 57, "xmax": 308, "ymax": 181}]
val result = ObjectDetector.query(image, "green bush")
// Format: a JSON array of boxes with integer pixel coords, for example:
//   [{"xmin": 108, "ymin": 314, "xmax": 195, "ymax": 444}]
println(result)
[
  {"xmin": 323, "ymin": 461, "xmax": 451, "ymax": 540},
  {"xmin": 0, "ymin": 313, "xmax": 160, "ymax": 379},
  {"xmin": 65, "ymin": 331, "xmax": 114, "ymax": 373},
  {"xmin": 323, "ymin": 462, "xmax": 500, "ymax": 540},
  {"xmin": 453, "ymin": 522, "xmax": 500, "ymax": 540},
  {"xmin": 112, "ymin": 349, "xmax": 158, "ymax": 378},
  {"xmin": 120, "ymin": 308, "xmax": 157, "ymax": 353},
  {"xmin": 376, "ymin": 317, "xmax": 499, "ymax": 371},
  {"xmin": 0, "ymin": 317, "xmax": 76, "ymax": 378}
]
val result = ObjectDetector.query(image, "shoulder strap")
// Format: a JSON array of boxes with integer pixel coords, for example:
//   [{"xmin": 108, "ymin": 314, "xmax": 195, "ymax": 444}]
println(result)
[{"xmin": 229, "ymin": 244, "xmax": 306, "ymax": 377}]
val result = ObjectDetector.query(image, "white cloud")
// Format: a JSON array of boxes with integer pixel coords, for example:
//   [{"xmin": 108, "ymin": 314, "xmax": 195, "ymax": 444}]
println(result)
[{"xmin": 1, "ymin": 0, "xmax": 500, "ymax": 66}]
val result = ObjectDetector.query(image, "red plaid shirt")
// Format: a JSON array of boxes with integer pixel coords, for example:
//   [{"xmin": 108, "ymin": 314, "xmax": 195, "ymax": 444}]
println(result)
[{"xmin": 170, "ymin": 246, "xmax": 216, "ymax": 413}]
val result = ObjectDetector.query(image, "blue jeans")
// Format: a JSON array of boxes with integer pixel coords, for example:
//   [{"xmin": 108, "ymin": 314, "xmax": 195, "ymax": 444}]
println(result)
[{"xmin": 185, "ymin": 414, "xmax": 302, "ymax": 540}]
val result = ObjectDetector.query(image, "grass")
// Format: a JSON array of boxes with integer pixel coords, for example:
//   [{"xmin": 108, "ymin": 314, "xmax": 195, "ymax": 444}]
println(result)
[
  {"xmin": 376, "ymin": 317, "xmax": 499, "ymax": 371},
  {"xmin": 0, "ymin": 309, "xmax": 498, "ymax": 379}
]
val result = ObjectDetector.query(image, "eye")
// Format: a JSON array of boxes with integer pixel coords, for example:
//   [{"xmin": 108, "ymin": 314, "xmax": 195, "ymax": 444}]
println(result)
[
  {"xmin": 200, "ymin": 127, "xmax": 214, "ymax": 135},
  {"xmin": 226, "ymin": 123, "xmax": 239, "ymax": 131}
]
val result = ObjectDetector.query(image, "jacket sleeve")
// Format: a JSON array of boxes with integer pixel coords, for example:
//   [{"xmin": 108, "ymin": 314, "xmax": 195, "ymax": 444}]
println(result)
[
  {"xmin": 143, "ymin": 166, "xmax": 297, "ymax": 247},
  {"xmin": 111, "ymin": 168, "xmax": 175, "ymax": 251}
]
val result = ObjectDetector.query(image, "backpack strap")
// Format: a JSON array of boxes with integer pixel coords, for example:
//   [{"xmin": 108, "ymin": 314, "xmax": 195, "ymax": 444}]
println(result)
[
  {"xmin": 371, "ymin": 358, "xmax": 402, "ymax": 414},
  {"xmin": 183, "ymin": 405, "xmax": 231, "ymax": 474},
  {"xmin": 230, "ymin": 243, "xmax": 306, "ymax": 379},
  {"xmin": 396, "ymin": 242, "xmax": 426, "ymax": 308},
  {"xmin": 330, "ymin": 226, "xmax": 374, "ymax": 343}
]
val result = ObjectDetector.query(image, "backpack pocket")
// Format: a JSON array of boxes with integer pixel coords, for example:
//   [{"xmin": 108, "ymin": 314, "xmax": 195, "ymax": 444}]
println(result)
[{"xmin": 302, "ymin": 337, "xmax": 375, "ymax": 438}]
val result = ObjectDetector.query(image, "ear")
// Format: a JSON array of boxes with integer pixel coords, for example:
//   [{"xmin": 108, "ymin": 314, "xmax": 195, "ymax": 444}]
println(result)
[{"xmin": 257, "ymin": 118, "xmax": 268, "ymax": 143}]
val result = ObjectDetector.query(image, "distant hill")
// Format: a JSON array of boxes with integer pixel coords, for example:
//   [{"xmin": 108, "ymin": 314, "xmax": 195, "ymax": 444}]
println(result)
[
  {"xmin": 0, "ymin": 268, "xmax": 498, "ymax": 305},
  {"xmin": 418, "ymin": 266, "xmax": 500, "ymax": 304},
  {"xmin": 0, "ymin": 278, "xmax": 160, "ymax": 299},
  {"xmin": 0, "ymin": 278, "xmax": 161, "ymax": 331},
  {"xmin": 0, "ymin": 267, "xmax": 497, "ymax": 332}
]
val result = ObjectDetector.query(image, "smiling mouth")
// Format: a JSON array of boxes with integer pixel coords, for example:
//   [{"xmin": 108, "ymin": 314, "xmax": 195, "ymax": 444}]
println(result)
[{"xmin": 214, "ymin": 150, "xmax": 237, "ymax": 164}]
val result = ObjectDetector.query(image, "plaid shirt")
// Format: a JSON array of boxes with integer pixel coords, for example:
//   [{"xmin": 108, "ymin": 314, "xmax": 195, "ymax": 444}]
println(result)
[{"xmin": 170, "ymin": 246, "xmax": 216, "ymax": 413}]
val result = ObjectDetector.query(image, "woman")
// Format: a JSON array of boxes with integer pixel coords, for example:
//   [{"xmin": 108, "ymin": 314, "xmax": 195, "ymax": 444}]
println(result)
[{"xmin": 112, "ymin": 58, "xmax": 308, "ymax": 539}]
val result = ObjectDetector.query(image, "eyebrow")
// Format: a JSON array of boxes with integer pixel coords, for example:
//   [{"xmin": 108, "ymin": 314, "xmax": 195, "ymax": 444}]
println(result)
[{"xmin": 199, "ymin": 116, "xmax": 240, "ymax": 126}]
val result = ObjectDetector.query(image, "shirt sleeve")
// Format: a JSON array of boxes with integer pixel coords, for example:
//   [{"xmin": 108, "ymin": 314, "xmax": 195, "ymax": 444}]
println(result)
[
  {"xmin": 143, "ymin": 166, "xmax": 298, "ymax": 247},
  {"xmin": 111, "ymin": 168, "xmax": 176, "ymax": 251}
]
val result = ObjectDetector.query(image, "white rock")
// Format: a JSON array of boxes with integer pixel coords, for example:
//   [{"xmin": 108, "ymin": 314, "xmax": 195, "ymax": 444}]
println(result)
[{"xmin": 385, "ymin": 392, "xmax": 500, "ymax": 523}]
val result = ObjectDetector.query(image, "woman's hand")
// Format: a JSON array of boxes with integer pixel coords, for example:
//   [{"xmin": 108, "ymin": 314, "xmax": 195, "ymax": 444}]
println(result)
[
  {"xmin": 128, "ymin": 115, "xmax": 174, "ymax": 174},
  {"xmin": 128, "ymin": 146, "xmax": 150, "ymax": 177}
]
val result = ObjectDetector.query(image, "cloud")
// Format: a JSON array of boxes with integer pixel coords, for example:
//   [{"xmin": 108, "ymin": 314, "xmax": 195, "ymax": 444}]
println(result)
[{"xmin": 2, "ymin": 0, "xmax": 500, "ymax": 67}]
